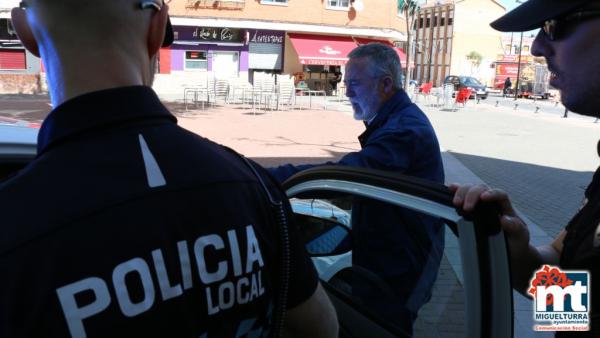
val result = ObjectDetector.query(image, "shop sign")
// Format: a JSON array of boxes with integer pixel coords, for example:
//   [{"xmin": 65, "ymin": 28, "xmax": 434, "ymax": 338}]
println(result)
[
  {"xmin": 248, "ymin": 30, "xmax": 284, "ymax": 45},
  {"xmin": 300, "ymin": 58, "xmax": 347, "ymax": 66},
  {"xmin": 174, "ymin": 26, "xmax": 243, "ymax": 43},
  {"xmin": 497, "ymin": 54, "xmax": 533, "ymax": 63}
]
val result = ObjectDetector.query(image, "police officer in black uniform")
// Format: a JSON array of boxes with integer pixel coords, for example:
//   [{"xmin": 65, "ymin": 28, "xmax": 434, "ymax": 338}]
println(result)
[
  {"xmin": 1, "ymin": 1, "xmax": 338, "ymax": 337},
  {"xmin": 451, "ymin": 0, "xmax": 600, "ymax": 336}
]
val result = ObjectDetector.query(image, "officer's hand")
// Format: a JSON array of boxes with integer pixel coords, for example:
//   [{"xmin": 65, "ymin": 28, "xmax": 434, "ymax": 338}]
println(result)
[{"xmin": 449, "ymin": 183, "xmax": 530, "ymax": 250}]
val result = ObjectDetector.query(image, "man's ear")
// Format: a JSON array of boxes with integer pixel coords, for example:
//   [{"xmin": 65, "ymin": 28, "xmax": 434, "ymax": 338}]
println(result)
[
  {"xmin": 11, "ymin": 8, "xmax": 40, "ymax": 57},
  {"xmin": 381, "ymin": 76, "xmax": 395, "ymax": 95},
  {"xmin": 147, "ymin": 4, "xmax": 169, "ymax": 57}
]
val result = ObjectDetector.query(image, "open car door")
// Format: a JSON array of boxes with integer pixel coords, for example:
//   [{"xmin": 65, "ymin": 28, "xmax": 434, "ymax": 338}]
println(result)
[{"xmin": 283, "ymin": 166, "xmax": 513, "ymax": 338}]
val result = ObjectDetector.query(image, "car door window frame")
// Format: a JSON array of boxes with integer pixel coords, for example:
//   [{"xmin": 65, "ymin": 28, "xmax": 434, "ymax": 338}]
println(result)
[{"xmin": 284, "ymin": 166, "xmax": 513, "ymax": 338}]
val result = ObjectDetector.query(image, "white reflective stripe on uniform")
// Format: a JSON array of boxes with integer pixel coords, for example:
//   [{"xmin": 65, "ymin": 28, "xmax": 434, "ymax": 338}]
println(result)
[{"xmin": 138, "ymin": 134, "xmax": 166, "ymax": 188}]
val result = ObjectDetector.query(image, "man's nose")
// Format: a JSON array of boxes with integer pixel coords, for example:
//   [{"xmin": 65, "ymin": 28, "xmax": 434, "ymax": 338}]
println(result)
[{"xmin": 531, "ymin": 30, "xmax": 552, "ymax": 58}]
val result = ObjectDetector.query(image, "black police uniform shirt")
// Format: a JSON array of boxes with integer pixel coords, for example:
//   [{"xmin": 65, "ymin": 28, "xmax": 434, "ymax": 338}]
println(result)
[
  {"xmin": 558, "ymin": 163, "xmax": 600, "ymax": 337},
  {"xmin": 0, "ymin": 86, "xmax": 318, "ymax": 338}
]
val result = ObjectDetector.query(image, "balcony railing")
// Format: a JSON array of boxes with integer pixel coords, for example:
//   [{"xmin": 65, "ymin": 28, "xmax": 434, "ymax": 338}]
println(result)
[{"xmin": 186, "ymin": 0, "xmax": 245, "ymax": 10}]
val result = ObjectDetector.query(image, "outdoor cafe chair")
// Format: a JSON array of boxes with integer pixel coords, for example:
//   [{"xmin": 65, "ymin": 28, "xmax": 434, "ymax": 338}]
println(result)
[{"xmin": 454, "ymin": 88, "xmax": 472, "ymax": 108}]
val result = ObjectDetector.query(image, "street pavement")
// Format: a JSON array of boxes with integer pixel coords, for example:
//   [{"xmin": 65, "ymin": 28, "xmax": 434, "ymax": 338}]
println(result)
[{"xmin": 2, "ymin": 91, "xmax": 599, "ymax": 337}]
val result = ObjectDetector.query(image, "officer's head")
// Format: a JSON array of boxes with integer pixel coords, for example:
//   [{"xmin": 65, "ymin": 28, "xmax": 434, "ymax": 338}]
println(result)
[{"xmin": 10, "ymin": 0, "xmax": 173, "ymax": 102}]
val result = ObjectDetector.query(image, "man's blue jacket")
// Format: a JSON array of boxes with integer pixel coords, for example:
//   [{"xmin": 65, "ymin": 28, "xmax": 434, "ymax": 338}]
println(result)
[{"xmin": 268, "ymin": 90, "xmax": 445, "ymax": 334}]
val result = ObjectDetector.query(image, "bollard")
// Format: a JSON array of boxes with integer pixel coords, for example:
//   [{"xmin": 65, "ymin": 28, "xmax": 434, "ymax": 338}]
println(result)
[
  {"xmin": 477, "ymin": 98, "xmax": 481, "ymax": 104},
  {"xmin": 495, "ymin": 100, "xmax": 499, "ymax": 107},
  {"xmin": 535, "ymin": 107, "xmax": 540, "ymax": 113},
  {"xmin": 514, "ymin": 103, "xmax": 519, "ymax": 110}
]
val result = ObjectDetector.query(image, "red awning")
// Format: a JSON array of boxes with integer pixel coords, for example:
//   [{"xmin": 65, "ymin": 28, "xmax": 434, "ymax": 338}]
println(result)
[
  {"xmin": 288, "ymin": 33, "xmax": 357, "ymax": 66},
  {"xmin": 354, "ymin": 38, "xmax": 407, "ymax": 67}
]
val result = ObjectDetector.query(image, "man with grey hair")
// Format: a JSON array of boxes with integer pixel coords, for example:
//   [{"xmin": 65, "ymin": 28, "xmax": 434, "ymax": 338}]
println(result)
[
  {"xmin": 269, "ymin": 43, "xmax": 444, "ymax": 335},
  {"xmin": 1, "ymin": 1, "xmax": 338, "ymax": 337}
]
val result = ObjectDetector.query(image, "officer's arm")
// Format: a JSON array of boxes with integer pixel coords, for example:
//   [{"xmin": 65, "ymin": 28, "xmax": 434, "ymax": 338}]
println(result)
[
  {"xmin": 512, "ymin": 236, "xmax": 563, "ymax": 295},
  {"xmin": 283, "ymin": 283, "xmax": 338, "ymax": 338}
]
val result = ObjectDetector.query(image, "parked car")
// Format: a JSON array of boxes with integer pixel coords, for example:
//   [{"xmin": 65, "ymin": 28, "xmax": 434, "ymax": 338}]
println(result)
[
  {"xmin": 1, "ymin": 123, "xmax": 513, "ymax": 338},
  {"xmin": 443, "ymin": 75, "xmax": 489, "ymax": 100}
]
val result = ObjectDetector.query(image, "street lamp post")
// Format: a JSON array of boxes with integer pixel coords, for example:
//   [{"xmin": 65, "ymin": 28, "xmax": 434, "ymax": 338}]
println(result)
[
  {"xmin": 514, "ymin": 31, "xmax": 524, "ymax": 100},
  {"xmin": 513, "ymin": 0, "xmax": 526, "ymax": 100}
]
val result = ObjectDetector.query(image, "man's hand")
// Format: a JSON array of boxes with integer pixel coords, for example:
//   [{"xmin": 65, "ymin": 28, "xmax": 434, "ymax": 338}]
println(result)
[
  {"xmin": 448, "ymin": 183, "xmax": 545, "ymax": 293},
  {"xmin": 449, "ymin": 183, "xmax": 530, "ymax": 251}
]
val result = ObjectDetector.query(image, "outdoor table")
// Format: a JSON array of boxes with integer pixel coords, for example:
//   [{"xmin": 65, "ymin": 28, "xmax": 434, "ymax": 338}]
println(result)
[
  {"xmin": 184, "ymin": 87, "xmax": 209, "ymax": 110},
  {"xmin": 306, "ymin": 90, "xmax": 327, "ymax": 110}
]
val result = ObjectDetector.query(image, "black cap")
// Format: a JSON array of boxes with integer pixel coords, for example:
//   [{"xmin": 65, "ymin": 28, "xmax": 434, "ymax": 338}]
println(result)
[
  {"xmin": 491, "ymin": 0, "xmax": 590, "ymax": 32},
  {"xmin": 162, "ymin": 16, "xmax": 174, "ymax": 47}
]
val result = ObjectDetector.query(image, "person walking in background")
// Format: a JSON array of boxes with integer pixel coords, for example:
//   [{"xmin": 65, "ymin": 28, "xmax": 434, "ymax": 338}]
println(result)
[
  {"xmin": 503, "ymin": 76, "xmax": 512, "ymax": 96},
  {"xmin": 328, "ymin": 71, "xmax": 342, "ymax": 96}
]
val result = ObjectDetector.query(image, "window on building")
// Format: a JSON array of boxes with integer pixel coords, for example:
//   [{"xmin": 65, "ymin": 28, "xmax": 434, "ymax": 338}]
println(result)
[
  {"xmin": 426, "ymin": 18, "xmax": 431, "ymax": 28},
  {"xmin": 327, "ymin": 0, "xmax": 350, "ymax": 10},
  {"xmin": 185, "ymin": 51, "xmax": 208, "ymax": 70},
  {"xmin": 448, "ymin": 17, "xmax": 454, "ymax": 26},
  {"xmin": 440, "ymin": 17, "xmax": 446, "ymax": 26},
  {"xmin": 260, "ymin": 0, "xmax": 288, "ymax": 4}
]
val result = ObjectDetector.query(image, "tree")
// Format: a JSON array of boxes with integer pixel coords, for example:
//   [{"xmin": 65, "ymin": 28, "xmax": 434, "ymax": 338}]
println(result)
[
  {"xmin": 466, "ymin": 50, "xmax": 483, "ymax": 75},
  {"xmin": 397, "ymin": 0, "xmax": 421, "ymax": 90}
]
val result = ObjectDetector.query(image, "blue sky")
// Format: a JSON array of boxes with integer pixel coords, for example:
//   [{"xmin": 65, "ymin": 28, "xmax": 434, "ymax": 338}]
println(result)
[{"xmin": 499, "ymin": 0, "xmax": 522, "ymax": 11}]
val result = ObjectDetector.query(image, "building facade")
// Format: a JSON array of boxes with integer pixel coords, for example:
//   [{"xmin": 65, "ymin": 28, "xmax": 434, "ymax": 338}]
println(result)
[
  {"xmin": 411, "ymin": 0, "xmax": 505, "ymax": 87},
  {"xmin": 0, "ymin": 0, "xmax": 409, "ymax": 94},
  {"xmin": 152, "ymin": 0, "xmax": 408, "ymax": 95}
]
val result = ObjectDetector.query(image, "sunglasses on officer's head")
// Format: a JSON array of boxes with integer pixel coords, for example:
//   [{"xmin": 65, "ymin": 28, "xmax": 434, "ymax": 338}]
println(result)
[
  {"xmin": 542, "ymin": 10, "xmax": 600, "ymax": 41},
  {"xmin": 18, "ymin": 0, "xmax": 174, "ymax": 47}
]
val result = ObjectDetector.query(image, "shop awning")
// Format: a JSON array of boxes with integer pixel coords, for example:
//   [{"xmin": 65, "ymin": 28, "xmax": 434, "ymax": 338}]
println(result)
[
  {"xmin": 288, "ymin": 33, "xmax": 357, "ymax": 66},
  {"xmin": 289, "ymin": 33, "xmax": 408, "ymax": 67},
  {"xmin": 354, "ymin": 37, "xmax": 407, "ymax": 67}
]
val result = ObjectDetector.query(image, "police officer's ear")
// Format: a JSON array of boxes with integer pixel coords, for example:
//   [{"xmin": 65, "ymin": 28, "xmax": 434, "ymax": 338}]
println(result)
[
  {"xmin": 11, "ymin": 7, "xmax": 40, "ymax": 58},
  {"xmin": 146, "ymin": 3, "xmax": 169, "ymax": 58}
]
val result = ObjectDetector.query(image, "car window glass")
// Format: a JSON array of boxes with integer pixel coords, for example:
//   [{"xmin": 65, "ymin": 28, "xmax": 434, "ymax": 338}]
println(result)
[
  {"xmin": 291, "ymin": 195, "xmax": 466, "ymax": 337},
  {"xmin": 460, "ymin": 77, "xmax": 482, "ymax": 86}
]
